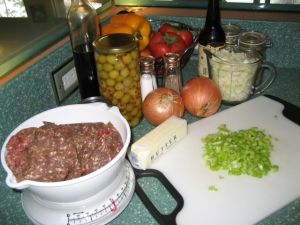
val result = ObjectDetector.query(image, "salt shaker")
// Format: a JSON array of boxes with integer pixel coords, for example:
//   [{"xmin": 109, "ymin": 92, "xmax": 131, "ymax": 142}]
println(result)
[
  {"xmin": 163, "ymin": 53, "xmax": 182, "ymax": 93},
  {"xmin": 140, "ymin": 56, "xmax": 157, "ymax": 101}
]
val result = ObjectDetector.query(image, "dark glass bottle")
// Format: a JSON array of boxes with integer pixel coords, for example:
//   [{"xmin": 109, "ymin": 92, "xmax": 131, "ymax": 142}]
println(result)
[
  {"xmin": 198, "ymin": 0, "xmax": 225, "ymax": 77},
  {"xmin": 67, "ymin": 0, "xmax": 100, "ymax": 100}
]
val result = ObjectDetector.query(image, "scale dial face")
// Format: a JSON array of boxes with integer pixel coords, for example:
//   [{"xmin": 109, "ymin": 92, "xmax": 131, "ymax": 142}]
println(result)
[{"xmin": 22, "ymin": 161, "xmax": 135, "ymax": 225}]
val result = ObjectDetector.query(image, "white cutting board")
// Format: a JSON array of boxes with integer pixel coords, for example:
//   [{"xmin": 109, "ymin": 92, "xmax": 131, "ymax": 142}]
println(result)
[{"xmin": 150, "ymin": 96, "xmax": 300, "ymax": 225}]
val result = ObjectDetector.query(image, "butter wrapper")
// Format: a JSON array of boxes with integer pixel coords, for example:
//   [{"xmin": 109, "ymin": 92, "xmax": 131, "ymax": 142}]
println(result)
[{"xmin": 128, "ymin": 116, "xmax": 187, "ymax": 170}]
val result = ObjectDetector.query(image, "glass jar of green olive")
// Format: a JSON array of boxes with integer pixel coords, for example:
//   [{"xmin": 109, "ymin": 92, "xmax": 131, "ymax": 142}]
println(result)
[{"xmin": 93, "ymin": 33, "xmax": 142, "ymax": 127}]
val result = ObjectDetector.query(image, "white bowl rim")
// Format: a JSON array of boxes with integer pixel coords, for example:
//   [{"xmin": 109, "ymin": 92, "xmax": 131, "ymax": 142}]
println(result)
[{"xmin": 1, "ymin": 103, "xmax": 131, "ymax": 189}]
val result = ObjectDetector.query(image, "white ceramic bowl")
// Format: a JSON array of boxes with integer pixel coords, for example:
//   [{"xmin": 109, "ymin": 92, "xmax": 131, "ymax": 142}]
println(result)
[{"xmin": 1, "ymin": 103, "xmax": 131, "ymax": 203}]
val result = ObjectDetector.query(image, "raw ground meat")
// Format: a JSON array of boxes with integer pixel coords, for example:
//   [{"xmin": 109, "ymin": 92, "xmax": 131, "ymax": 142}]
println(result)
[{"xmin": 5, "ymin": 122, "xmax": 123, "ymax": 182}]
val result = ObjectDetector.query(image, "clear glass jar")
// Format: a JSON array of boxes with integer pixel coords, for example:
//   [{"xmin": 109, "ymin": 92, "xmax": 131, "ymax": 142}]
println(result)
[
  {"xmin": 239, "ymin": 31, "xmax": 272, "ymax": 54},
  {"xmin": 93, "ymin": 33, "xmax": 142, "ymax": 127},
  {"xmin": 239, "ymin": 31, "xmax": 272, "ymax": 85}
]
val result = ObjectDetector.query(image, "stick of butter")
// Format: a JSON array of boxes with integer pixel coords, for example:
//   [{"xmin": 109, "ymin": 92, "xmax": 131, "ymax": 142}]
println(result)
[{"xmin": 128, "ymin": 116, "xmax": 187, "ymax": 170}]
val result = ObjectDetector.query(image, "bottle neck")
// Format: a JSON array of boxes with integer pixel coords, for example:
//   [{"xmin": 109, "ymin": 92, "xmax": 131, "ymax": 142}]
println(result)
[{"xmin": 204, "ymin": 0, "xmax": 221, "ymax": 28}]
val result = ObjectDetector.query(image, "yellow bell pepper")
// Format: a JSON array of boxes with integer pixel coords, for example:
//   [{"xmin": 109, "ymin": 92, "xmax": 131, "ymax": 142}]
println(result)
[{"xmin": 102, "ymin": 12, "xmax": 151, "ymax": 51}]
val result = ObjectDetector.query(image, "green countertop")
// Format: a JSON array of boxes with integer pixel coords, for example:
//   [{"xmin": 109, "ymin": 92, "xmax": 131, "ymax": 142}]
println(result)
[{"xmin": 0, "ymin": 56, "xmax": 300, "ymax": 224}]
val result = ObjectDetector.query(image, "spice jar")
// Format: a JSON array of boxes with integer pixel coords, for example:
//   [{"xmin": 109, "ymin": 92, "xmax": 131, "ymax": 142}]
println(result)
[
  {"xmin": 163, "ymin": 53, "xmax": 182, "ymax": 94},
  {"xmin": 140, "ymin": 56, "xmax": 157, "ymax": 102},
  {"xmin": 93, "ymin": 33, "xmax": 142, "ymax": 127}
]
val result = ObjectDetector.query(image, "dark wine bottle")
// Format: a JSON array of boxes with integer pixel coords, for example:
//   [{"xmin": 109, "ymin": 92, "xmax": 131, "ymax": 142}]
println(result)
[
  {"xmin": 67, "ymin": 0, "xmax": 100, "ymax": 100},
  {"xmin": 198, "ymin": 0, "xmax": 225, "ymax": 77}
]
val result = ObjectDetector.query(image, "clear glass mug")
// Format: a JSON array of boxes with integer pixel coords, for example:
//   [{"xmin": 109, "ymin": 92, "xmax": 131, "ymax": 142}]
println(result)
[{"xmin": 206, "ymin": 47, "xmax": 276, "ymax": 104}]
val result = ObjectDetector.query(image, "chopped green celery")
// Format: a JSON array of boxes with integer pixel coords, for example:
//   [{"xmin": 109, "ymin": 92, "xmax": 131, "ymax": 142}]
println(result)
[
  {"xmin": 202, "ymin": 124, "xmax": 279, "ymax": 178},
  {"xmin": 208, "ymin": 185, "xmax": 218, "ymax": 191}
]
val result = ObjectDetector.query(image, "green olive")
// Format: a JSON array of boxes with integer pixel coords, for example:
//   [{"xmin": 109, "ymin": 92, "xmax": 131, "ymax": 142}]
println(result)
[
  {"xmin": 109, "ymin": 70, "xmax": 119, "ymax": 79},
  {"xmin": 126, "ymin": 103, "xmax": 134, "ymax": 112},
  {"xmin": 96, "ymin": 63, "xmax": 104, "ymax": 71},
  {"xmin": 120, "ymin": 67, "xmax": 130, "ymax": 78},
  {"xmin": 114, "ymin": 61, "xmax": 125, "ymax": 71},
  {"xmin": 121, "ymin": 94, "xmax": 131, "ymax": 104},
  {"xmin": 106, "ymin": 54, "xmax": 117, "ymax": 64},
  {"xmin": 130, "ymin": 50, "xmax": 139, "ymax": 60},
  {"xmin": 113, "ymin": 91, "xmax": 123, "ymax": 100},
  {"xmin": 99, "ymin": 71, "xmax": 109, "ymax": 79},
  {"xmin": 123, "ymin": 77, "xmax": 133, "ymax": 87},
  {"xmin": 130, "ymin": 108, "xmax": 139, "ymax": 117},
  {"xmin": 128, "ymin": 62, "xmax": 137, "ymax": 70},
  {"xmin": 106, "ymin": 79, "xmax": 116, "ymax": 87},
  {"xmin": 130, "ymin": 116, "xmax": 140, "ymax": 127},
  {"xmin": 122, "ymin": 53, "xmax": 132, "ymax": 64},
  {"xmin": 128, "ymin": 88, "xmax": 138, "ymax": 97},
  {"xmin": 112, "ymin": 98, "xmax": 119, "ymax": 106},
  {"xmin": 96, "ymin": 54, "xmax": 106, "ymax": 63},
  {"xmin": 103, "ymin": 63, "xmax": 114, "ymax": 72},
  {"xmin": 115, "ymin": 82, "xmax": 124, "ymax": 91}
]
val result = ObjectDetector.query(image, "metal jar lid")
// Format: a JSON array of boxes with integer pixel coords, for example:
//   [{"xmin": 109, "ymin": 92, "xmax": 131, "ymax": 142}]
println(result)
[
  {"xmin": 93, "ymin": 33, "xmax": 137, "ymax": 54},
  {"xmin": 222, "ymin": 24, "xmax": 241, "ymax": 45},
  {"xmin": 239, "ymin": 31, "xmax": 271, "ymax": 52},
  {"xmin": 223, "ymin": 24, "xmax": 241, "ymax": 38}
]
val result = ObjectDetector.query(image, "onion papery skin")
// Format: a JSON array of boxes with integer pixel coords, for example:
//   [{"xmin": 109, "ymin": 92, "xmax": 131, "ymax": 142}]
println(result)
[
  {"xmin": 142, "ymin": 88, "xmax": 184, "ymax": 126},
  {"xmin": 182, "ymin": 77, "xmax": 221, "ymax": 117}
]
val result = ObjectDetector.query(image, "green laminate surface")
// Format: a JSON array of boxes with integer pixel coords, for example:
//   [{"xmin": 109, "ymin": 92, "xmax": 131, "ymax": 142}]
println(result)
[{"xmin": 0, "ymin": 16, "xmax": 300, "ymax": 225}]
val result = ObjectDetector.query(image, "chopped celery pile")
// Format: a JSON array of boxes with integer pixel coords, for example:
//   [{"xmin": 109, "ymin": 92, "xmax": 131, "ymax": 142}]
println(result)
[
  {"xmin": 202, "ymin": 124, "xmax": 279, "ymax": 178},
  {"xmin": 208, "ymin": 185, "xmax": 218, "ymax": 191}
]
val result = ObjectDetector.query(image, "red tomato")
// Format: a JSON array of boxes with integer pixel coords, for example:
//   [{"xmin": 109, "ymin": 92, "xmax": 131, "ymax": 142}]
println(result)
[
  {"xmin": 176, "ymin": 29, "xmax": 193, "ymax": 47},
  {"xmin": 158, "ymin": 23, "xmax": 193, "ymax": 47},
  {"xmin": 149, "ymin": 32, "xmax": 187, "ymax": 58},
  {"xmin": 158, "ymin": 23, "xmax": 178, "ymax": 33}
]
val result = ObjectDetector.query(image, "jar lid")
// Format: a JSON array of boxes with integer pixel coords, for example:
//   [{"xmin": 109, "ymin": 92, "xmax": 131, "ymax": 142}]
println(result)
[
  {"xmin": 163, "ymin": 52, "xmax": 180, "ymax": 67},
  {"xmin": 93, "ymin": 33, "xmax": 137, "ymax": 54},
  {"xmin": 140, "ymin": 56, "xmax": 155, "ymax": 72},
  {"xmin": 239, "ymin": 31, "xmax": 267, "ymax": 47},
  {"xmin": 222, "ymin": 24, "xmax": 241, "ymax": 38},
  {"xmin": 140, "ymin": 56, "xmax": 155, "ymax": 67}
]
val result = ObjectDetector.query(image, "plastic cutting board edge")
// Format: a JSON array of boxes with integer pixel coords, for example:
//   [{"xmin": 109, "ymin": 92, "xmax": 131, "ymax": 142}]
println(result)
[{"xmin": 150, "ymin": 96, "xmax": 300, "ymax": 225}]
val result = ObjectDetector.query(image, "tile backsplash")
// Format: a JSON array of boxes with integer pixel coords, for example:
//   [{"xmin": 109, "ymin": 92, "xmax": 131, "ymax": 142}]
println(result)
[{"xmin": 0, "ymin": 16, "xmax": 299, "ymax": 145}]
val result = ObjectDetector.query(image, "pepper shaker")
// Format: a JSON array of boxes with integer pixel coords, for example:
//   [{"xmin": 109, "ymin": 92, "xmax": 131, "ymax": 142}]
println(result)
[{"xmin": 163, "ymin": 53, "xmax": 182, "ymax": 94}]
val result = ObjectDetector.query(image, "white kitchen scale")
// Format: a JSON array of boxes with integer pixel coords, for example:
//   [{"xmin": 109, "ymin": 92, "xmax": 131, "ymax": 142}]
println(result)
[{"xmin": 21, "ymin": 160, "xmax": 135, "ymax": 225}]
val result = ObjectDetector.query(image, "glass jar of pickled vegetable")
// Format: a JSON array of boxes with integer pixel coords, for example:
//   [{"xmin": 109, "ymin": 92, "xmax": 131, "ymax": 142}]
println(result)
[{"xmin": 93, "ymin": 33, "xmax": 142, "ymax": 127}]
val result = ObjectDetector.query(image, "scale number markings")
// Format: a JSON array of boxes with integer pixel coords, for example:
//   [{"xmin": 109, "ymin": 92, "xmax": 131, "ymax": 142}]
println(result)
[{"xmin": 66, "ymin": 165, "xmax": 134, "ymax": 225}]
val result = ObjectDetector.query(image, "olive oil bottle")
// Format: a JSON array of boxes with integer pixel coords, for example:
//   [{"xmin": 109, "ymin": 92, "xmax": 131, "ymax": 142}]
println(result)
[{"xmin": 198, "ymin": 0, "xmax": 225, "ymax": 77}]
